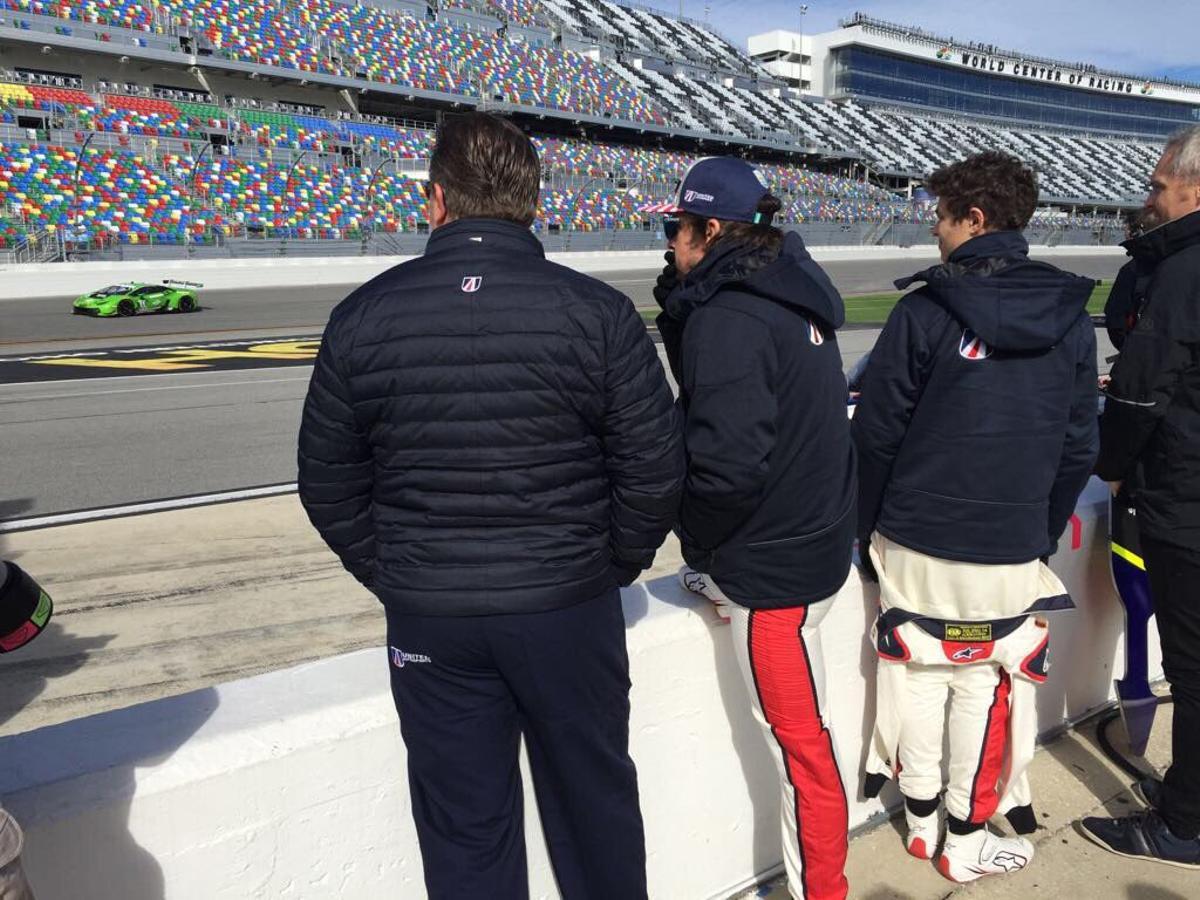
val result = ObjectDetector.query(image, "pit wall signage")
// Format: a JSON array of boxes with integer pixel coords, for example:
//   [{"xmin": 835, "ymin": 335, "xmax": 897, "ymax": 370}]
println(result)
[{"xmin": 935, "ymin": 46, "xmax": 1153, "ymax": 95}]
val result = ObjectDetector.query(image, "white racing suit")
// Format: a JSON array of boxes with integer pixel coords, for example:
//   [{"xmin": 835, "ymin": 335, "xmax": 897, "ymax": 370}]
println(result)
[
  {"xmin": 863, "ymin": 535, "xmax": 1072, "ymax": 832},
  {"xmin": 683, "ymin": 570, "xmax": 849, "ymax": 900}
]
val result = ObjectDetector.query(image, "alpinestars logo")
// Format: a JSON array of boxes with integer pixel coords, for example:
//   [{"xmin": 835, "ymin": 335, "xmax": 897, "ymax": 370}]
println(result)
[
  {"xmin": 991, "ymin": 850, "xmax": 1028, "ymax": 872},
  {"xmin": 951, "ymin": 645, "xmax": 988, "ymax": 661},
  {"xmin": 959, "ymin": 329, "xmax": 993, "ymax": 360},
  {"xmin": 461, "ymin": 276, "xmax": 483, "ymax": 293},
  {"xmin": 390, "ymin": 647, "xmax": 432, "ymax": 668}
]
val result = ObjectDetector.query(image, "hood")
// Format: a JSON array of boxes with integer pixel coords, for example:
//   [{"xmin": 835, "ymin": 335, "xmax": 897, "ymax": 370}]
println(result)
[
  {"xmin": 1123, "ymin": 208, "xmax": 1200, "ymax": 265},
  {"xmin": 666, "ymin": 231, "xmax": 844, "ymax": 328},
  {"xmin": 894, "ymin": 231, "xmax": 1094, "ymax": 352}
]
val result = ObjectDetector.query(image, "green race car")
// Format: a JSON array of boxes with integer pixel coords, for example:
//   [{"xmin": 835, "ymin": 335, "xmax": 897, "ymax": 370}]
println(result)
[{"xmin": 72, "ymin": 280, "xmax": 203, "ymax": 317}]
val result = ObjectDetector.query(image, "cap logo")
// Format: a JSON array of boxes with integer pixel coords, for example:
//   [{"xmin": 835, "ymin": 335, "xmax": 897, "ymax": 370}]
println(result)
[
  {"xmin": 461, "ymin": 276, "xmax": 483, "ymax": 293},
  {"xmin": 683, "ymin": 189, "xmax": 714, "ymax": 204}
]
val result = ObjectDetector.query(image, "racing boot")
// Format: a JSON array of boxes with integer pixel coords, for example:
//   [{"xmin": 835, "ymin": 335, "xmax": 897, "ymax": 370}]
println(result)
[
  {"xmin": 937, "ymin": 827, "xmax": 1034, "ymax": 883},
  {"xmin": 904, "ymin": 806, "xmax": 940, "ymax": 860}
]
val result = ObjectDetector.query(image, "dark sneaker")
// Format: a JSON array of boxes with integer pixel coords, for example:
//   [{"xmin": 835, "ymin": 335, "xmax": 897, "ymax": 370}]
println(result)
[
  {"xmin": 1133, "ymin": 775, "xmax": 1163, "ymax": 810},
  {"xmin": 1079, "ymin": 810, "xmax": 1200, "ymax": 869}
]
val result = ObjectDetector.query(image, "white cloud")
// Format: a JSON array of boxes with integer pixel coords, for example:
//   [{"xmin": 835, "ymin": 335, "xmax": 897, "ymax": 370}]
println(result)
[{"xmin": 640, "ymin": 1, "xmax": 1200, "ymax": 80}]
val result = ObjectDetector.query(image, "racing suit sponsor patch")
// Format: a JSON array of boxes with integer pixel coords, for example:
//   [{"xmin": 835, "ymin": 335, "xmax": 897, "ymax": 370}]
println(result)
[{"xmin": 944, "ymin": 623, "xmax": 993, "ymax": 642}]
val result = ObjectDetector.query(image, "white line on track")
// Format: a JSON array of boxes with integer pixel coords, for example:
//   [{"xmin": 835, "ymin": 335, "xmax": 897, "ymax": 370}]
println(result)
[
  {"xmin": 0, "ymin": 364, "xmax": 312, "ymax": 390},
  {"xmin": 0, "ymin": 483, "xmax": 299, "ymax": 533},
  {"xmin": 1, "ymin": 375, "xmax": 311, "ymax": 403}
]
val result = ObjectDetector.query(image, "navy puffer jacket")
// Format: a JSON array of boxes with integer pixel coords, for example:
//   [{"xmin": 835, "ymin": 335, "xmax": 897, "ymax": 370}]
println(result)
[{"xmin": 298, "ymin": 218, "xmax": 684, "ymax": 616}]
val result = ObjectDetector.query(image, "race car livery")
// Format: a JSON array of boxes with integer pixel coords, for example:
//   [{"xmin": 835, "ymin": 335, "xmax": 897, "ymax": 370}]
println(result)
[{"xmin": 72, "ymin": 280, "xmax": 203, "ymax": 317}]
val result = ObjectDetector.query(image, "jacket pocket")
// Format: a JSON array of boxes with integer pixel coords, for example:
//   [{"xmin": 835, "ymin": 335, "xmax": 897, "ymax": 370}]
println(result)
[{"xmin": 745, "ymin": 497, "xmax": 855, "ymax": 551}]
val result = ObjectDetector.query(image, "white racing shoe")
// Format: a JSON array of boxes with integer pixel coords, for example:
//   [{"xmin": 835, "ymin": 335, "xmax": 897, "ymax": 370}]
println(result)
[
  {"xmin": 678, "ymin": 566, "xmax": 732, "ymax": 623},
  {"xmin": 905, "ymin": 807, "xmax": 940, "ymax": 860},
  {"xmin": 937, "ymin": 827, "xmax": 1034, "ymax": 883}
]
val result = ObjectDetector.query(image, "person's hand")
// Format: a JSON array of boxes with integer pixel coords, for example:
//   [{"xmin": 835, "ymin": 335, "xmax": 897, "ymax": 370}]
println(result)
[
  {"xmin": 1108, "ymin": 480, "xmax": 1123, "ymax": 497},
  {"xmin": 856, "ymin": 541, "xmax": 878, "ymax": 583},
  {"xmin": 653, "ymin": 250, "xmax": 677, "ymax": 310}
]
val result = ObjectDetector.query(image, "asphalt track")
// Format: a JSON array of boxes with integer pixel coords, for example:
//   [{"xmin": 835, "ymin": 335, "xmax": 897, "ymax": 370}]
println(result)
[{"xmin": 1, "ymin": 253, "xmax": 1123, "ymax": 518}]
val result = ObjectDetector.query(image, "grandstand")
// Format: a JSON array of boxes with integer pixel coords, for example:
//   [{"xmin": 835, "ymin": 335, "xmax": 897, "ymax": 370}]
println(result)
[{"xmin": 0, "ymin": 1, "xmax": 1173, "ymax": 258}]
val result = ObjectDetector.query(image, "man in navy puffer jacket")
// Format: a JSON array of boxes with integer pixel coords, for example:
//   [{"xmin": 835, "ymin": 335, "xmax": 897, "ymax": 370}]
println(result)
[
  {"xmin": 298, "ymin": 113, "xmax": 683, "ymax": 900},
  {"xmin": 853, "ymin": 151, "xmax": 1098, "ymax": 885}
]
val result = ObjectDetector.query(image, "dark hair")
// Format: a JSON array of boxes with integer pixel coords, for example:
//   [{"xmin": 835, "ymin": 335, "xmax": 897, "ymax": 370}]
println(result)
[
  {"xmin": 428, "ymin": 112, "xmax": 540, "ymax": 226},
  {"xmin": 679, "ymin": 193, "xmax": 785, "ymax": 257},
  {"xmin": 926, "ymin": 151, "xmax": 1038, "ymax": 231}
]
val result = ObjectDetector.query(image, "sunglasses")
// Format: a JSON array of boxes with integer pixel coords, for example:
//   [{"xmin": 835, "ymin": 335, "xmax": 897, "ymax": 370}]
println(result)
[{"xmin": 663, "ymin": 217, "xmax": 679, "ymax": 241}]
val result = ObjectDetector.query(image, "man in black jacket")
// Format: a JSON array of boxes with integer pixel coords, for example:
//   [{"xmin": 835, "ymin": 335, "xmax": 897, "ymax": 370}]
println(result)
[
  {"xmin": 659, "ymin": 157, "xmax": 857, "ymax": 900},
  {"xmin": 1082, "ymin": 126, "xmax": 1200, "ymax": 868},
  {"xmin": 298, "ymin": 113, "xmax": 683, "ymax": 899},
  {"xmin": 853, "ymin": 151, "xmax": 1098, "ymax": 883}
]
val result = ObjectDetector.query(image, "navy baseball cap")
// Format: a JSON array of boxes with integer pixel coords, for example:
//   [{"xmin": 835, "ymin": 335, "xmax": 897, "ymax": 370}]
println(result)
[{"xmin": 664, "ymin": 157, "xmax": 773, "ymax": 224}]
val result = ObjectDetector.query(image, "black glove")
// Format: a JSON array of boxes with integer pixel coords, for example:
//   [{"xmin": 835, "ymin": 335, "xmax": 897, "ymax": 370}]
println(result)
[
  {"xmin": 856, "ymin": 540, "xmax": 878, "ymax": 583},
  {"xmin": 653, "ymin": 250, "xmax": 677, "ymax": 310}
]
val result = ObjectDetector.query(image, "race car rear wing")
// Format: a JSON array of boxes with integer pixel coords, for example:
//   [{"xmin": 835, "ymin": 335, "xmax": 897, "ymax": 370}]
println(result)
[{"xmin": 162, "ymin": 279, "xmax": 205, "ymax": 289}]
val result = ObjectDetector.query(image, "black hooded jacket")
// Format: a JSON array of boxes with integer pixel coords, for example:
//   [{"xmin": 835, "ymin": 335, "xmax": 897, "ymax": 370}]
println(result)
[
  {"xmin": 853, "ymin": 231, "xmax": 1099, "ymax": 564},
  {"xmin": 657, "ymin": 231, "xmax": 856, "ymax": 608},
  {"xmin": 1097, "ymin": 209, "xmax": 1200, "ymax": 550}
]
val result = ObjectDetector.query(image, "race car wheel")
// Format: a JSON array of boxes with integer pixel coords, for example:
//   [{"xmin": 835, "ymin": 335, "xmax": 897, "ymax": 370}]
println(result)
[
  {"xmin": 117, "ymin": 300, "xmax": 136, "ymax": 317},
  {"xmin": 178, "ymin": 295, "xmax": 196, "ymax": 313}
]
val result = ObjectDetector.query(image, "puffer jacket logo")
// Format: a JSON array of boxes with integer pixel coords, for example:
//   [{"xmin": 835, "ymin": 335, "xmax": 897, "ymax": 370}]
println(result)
[{"xmin": 461, "ymin": 275, "xmax": 483, "ymax": 293}]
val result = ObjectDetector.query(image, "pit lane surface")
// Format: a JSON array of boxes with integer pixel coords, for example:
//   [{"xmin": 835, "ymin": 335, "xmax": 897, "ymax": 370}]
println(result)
[{"xmin": 1, "ymin": 253, "xmax": 1122, "ymax": 519}]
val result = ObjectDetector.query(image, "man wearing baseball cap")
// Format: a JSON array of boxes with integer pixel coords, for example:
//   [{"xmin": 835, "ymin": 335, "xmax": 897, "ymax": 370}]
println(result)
[
  {"xmin": 0, "ymin": 560, "xmax": 52, "ymax": 900},
  {"xmin": 656, "ymin": 157, "xmax": 857, "ymax": 900}
]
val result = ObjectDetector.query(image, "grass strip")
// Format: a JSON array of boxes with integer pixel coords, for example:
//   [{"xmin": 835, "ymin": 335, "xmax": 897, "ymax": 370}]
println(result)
[{"xmin": 643, "ymin": 282, "xmax": 1113, "ymax": 326}]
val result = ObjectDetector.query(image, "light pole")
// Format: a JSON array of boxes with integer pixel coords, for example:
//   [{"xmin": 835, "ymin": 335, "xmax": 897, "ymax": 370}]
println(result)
[
  {"xmin": 798, "ymin": 4, "xmax": 809, "ymax": 93},
  {"xmin": 564, "ymin": 176, "xmax": 603, "ymax": 251},
  {"xmin": 362, "ymin": 154, "xmax": 401, "ymax": 239},
  {"xmin": 283, "ymin": 149, "xmax": 312, "ymax": 239},
  {"xmin": 185, "ymin": 141, "xmax": 214, "ymax": 247}
]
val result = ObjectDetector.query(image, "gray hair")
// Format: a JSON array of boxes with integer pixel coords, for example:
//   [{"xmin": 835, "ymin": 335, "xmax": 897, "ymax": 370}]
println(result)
[{"xmin": 1163, "ymin": 126, "xmax": 1200, "ymax": 183}]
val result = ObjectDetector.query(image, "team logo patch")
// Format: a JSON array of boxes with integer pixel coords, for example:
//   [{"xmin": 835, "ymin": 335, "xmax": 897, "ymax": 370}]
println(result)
[
  {"xmin": 390, "ymin": 647, "xmax": 432, "ymax": 668},
  {"xmin": 808, "ymin": 319, "xmax": 825, "ymax": 346},
  {"xmin": 461, "ymin": 276, "xmax": 483, "ymax": 293},
  {"xmin": 958, "ymin": 329, "xmax": 993, "ymax": 360}
]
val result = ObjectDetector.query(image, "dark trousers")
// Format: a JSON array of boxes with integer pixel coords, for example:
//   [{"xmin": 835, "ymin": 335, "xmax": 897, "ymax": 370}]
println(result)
[
  {"xmin": 384, "ymin": 588, "xmax": 647, "ymax": 900},
  {"xmin": 1143, "ymin": 535, "xmax": 1200, "ymax": 838}
]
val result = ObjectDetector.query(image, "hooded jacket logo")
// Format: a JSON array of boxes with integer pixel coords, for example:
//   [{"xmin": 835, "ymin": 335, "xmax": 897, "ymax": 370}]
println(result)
[
  {"xmin": 461, "ymin": 276, "xmax": 483, "ymax": 293},
  {"xmin": 958, "ymin": 328, "xmax": 993, "ymax": 360},
  {"xmin": 808, "ymin": 318, "xmax": 825, "ymax": 346}
]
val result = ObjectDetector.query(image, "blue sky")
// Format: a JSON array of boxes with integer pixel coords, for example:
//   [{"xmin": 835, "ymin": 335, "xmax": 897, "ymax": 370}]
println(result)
[{"xmin": 635, "ymin": 1, "xmax": 1200, "ymax": 83}]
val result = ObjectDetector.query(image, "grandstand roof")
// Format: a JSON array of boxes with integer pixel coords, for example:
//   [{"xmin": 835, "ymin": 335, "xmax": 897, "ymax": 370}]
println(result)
[{"xmin": 840, "ymin": 11, "xmax": 1200, "ymax": 94}]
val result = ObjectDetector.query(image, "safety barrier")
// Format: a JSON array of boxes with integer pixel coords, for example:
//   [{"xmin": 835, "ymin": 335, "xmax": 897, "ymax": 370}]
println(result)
[{"xmin": 0, "ymin": 479, "xmax": 1160, "ymax": 899}]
